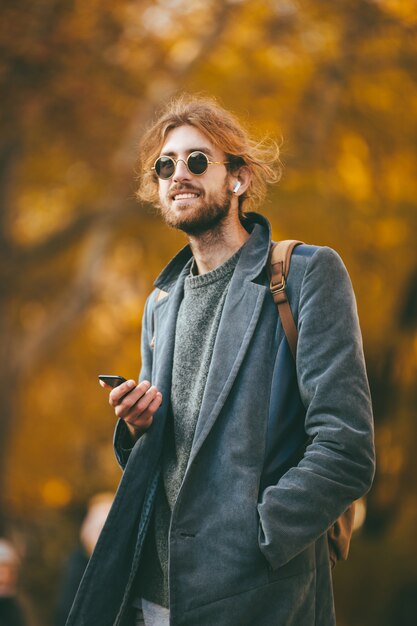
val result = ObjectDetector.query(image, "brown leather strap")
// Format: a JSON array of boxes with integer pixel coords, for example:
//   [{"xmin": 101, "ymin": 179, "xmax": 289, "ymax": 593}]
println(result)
[
  {"xmin": 268, "ymin": 239, "xmax": 356, "ymax": 566},
  {"xmin": 268, "ymin": 240, "xmax": 303, "ymax": 360}
]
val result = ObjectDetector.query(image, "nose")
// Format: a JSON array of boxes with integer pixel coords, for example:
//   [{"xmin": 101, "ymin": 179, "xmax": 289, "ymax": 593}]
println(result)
[{"xmin": 172, "ymin": 158, "xmax": 191, "ymax": 182}]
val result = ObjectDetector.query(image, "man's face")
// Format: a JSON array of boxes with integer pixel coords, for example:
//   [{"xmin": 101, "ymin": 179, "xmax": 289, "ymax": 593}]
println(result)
[{"xmin": 157, "ymin": 125, "xmax": 233, "ymax": 236}]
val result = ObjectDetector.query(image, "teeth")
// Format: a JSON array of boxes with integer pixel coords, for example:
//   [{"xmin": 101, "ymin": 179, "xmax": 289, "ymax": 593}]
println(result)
[{"xmin": 174, "ymin": 193, "xmax": 199, "ymax": 200}]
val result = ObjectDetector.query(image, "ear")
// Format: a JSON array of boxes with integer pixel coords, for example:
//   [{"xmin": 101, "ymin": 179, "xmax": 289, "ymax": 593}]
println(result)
[{"xmin": 231, "ymin": 165, "xmax": 251, "ymax": 195}]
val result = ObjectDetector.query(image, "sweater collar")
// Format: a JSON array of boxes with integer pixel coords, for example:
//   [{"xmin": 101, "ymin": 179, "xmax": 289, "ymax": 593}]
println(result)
[{"xmin": 154, "ymin": 212, "xmax": 272, "ymax": 292}]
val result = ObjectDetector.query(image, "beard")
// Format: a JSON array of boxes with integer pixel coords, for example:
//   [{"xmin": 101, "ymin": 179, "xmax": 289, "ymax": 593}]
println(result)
[{"xmin": 158, "ymin": 182, "xmax": 233, "ymax": 236}]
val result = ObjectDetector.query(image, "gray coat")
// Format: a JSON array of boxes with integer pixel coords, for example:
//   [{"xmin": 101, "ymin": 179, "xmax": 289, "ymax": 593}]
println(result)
[{"xmin": 66, "ymin": 213, "xmax": 375, "ymax": 626}]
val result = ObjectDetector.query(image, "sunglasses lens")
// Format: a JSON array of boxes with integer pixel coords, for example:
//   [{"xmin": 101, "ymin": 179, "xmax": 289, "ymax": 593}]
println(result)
[
  {"xmin": 155, "ymin": 156, "xmax": 175, "ymax": 179},
  {"xmin": 188, "ymin": 152, "xmax": 209, "ymax": 175}
]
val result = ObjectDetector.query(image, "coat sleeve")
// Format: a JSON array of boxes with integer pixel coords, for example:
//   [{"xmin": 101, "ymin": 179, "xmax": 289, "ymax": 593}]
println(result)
[
  {"xmin": 113, "ymin": 290, "xmax": 156, "ymax": 469},
  {"xmin": 257, "ymin": 246, "xmax": 375, "ymax": 570}
]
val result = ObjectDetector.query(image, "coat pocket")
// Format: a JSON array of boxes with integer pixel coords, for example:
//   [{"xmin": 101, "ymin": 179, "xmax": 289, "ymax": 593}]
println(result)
[{"xmin": 266, "ymin": 541, "xmax": 316, "ymax": 582}]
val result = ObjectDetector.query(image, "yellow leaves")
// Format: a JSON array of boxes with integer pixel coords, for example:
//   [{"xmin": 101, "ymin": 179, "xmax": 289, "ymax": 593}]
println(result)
[
  {"xmin": 11, "ymin": 157, "xmax": 98, "ymax": 245},
  {"xmin": 385, "ymin": 151, "xmax": 417, "ymax": 203},
  {"xmin": 13, "ymin": 187, "xmax": 72, "ymax": 244},
  {"xmin": 141, "ymin": 4, "xmax": 175, "ymax": 37},
  {"xmin": 374, "ymin": 0, "xmax": 417, "ymax": 25},
  {"xmin": 374, "ymin": 218, "xmax": 408, "ymax": 248},
  {"xmin": 356, "ymin": 82, "xmax": 395, "ymax": 114},
  {"xmin": 378, "ymin": 442, "xmax": 404, "ymax": 476},
  {"xmin": 349, "ymin": 211, "xmax": 408, "ymax": 250},
  {"xmin": 41, "ymin": 478, "xmax": 73, "ymax": 508},
  {"xmin": 394, "ymin": 333, "xmax": 417, "ymax": 387},
  {"xmin": 170, "ymin": 40, "xmax": 201, "ymax": 70},
  {"xmin": 19, "ymin": 301, "xmax": 47, "ymax": 333},
  {"xmin": 337, "ymin": 134, "xmax": 372, "ymax": 201},
  {"xmin": 337, "ymin": 152, "xmax": 372, "ymax": 201},
  {"xmin": 335, "ymin": 133, "xmax": 416, "ymax": 215}
]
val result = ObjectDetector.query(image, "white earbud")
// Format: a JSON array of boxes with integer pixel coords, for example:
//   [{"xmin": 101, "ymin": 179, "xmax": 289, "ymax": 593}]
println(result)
[{"xmin": 233, "ymin": 180, "xmax": 241, "ymax": 193}]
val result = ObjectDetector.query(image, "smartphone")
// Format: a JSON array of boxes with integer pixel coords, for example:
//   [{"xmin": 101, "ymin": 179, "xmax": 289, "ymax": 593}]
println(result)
[{"xmin": 98, "ymin": 375, "xmax": 127, "ymax": 388}]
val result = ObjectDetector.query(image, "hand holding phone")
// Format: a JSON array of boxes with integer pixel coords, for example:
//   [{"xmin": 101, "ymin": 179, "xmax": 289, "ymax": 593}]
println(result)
[{"xmin": 98, "ymin": 374, "xmax": 163, "ymax": 439}]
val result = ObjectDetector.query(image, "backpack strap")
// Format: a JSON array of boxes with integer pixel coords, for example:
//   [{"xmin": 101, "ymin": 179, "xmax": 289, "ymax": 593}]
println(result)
[
  {"xmin": 268, "ymin": 239, "xmax": 356, "ymax": 566},
  {"xmin": 268, "ymin": 240, "xmax": 303, "ymax": 360}
]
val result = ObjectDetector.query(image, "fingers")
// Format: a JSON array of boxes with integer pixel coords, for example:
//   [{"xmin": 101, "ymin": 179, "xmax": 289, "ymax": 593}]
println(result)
[
  {"xmin": 144, "ymin": 391, "xmax": 163, "ymax": 422},
  {"xmin": 117, "ymin": 384, "xmax": 158, "ymax": 419},
  {"xmin": 108, "ymin": 379, "xmax": 137, "ymax": 404},
  {"xmin": 125, "ymin": 391, "xmax": 163, "ymax": 432},
  {"xmin": 105, "ymin": 379, "xmax": 162, "ymax": 432}
]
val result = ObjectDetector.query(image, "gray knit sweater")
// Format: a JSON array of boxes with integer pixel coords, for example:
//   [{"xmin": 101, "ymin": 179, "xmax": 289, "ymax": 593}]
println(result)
[{"xmin": 139, "ymin": 249, "xmax": 241, "ymax": 607}]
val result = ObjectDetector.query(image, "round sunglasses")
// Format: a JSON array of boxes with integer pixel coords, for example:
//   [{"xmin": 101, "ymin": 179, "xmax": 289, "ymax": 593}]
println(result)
[{"xmin": 152, "ymin": 151, "xmax": 229, "ymax": 180}]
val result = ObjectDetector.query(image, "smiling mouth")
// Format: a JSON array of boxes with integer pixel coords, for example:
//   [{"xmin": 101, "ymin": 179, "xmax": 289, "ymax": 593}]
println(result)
[{"xmin": 173, "ymin": 192, "xmax": 200, "ymax": 201}]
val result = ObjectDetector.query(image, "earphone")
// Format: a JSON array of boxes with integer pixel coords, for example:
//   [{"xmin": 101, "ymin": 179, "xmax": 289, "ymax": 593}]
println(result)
[{"xmin": 233, "ymin": 180, "xmax": 241, "ymax": 193}]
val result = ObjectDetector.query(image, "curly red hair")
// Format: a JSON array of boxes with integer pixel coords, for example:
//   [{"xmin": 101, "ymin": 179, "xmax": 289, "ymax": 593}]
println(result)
[{"xmin": 136, "ymin": 94, "xmax": 282, "ymax": 213}]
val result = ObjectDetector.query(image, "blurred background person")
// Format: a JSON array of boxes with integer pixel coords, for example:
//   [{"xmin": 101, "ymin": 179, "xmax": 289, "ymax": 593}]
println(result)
[
  {"xmin": 55, "ymin": 493, "xmax": 113, "ymax": 626},
  {"xmin": 0, "ymin": 538, "xmax": 27, "ymax": 626}
]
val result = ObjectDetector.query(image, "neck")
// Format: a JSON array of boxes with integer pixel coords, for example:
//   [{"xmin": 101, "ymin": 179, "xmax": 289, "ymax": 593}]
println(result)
[{"xmin": 188, "ymin": 209, "xmax": 249, "ymax": 274}]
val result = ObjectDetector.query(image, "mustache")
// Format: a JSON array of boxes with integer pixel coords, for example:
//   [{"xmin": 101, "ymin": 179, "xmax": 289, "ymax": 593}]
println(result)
[{"xmin": 168, "ymin": 183, "xmax": 202, "ymax": 199}]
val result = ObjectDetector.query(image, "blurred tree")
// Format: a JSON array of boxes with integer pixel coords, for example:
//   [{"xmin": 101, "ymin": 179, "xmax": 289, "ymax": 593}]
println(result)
[{"xmin": 0, "ymin": 0, "xmax": 235, "ymax": 532}]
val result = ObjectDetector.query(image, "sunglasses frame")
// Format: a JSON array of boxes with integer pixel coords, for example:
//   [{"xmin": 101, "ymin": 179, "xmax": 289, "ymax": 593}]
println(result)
[{"xmin": 152, "ymin": 151, "xmax": 229, "ymax": 180}]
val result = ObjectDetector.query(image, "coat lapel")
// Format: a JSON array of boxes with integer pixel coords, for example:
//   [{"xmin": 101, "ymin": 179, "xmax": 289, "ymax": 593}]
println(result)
[
  {"xmin": 188, "ymin": 216, "xmax": 272, "ymax": 463},
  {"xmin": 153, "ymin": 263, "xmax": 189, "ymax": 412},
  {"xmin": 189, "ymin": 277, "xmax": 268, "ymax": 462},
  {"xmin": 151, "ymin": 214, "xmax": 272, "ymax": 465}
]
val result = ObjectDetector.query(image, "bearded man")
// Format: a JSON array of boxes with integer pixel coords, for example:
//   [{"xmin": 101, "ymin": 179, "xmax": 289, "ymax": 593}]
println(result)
[{"xmin": 67, "ymin": 95, "xmax": 375, "ymax": 626}]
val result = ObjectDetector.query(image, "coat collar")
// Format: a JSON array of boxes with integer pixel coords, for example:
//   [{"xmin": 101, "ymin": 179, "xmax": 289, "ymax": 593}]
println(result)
[
  {"xmin": 151, "ymin": 212, "xmax": 273, "ymax": 466},
  {"xmin": 153, "ymin": 212, "xmax": 272, "ymax": 292}
]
